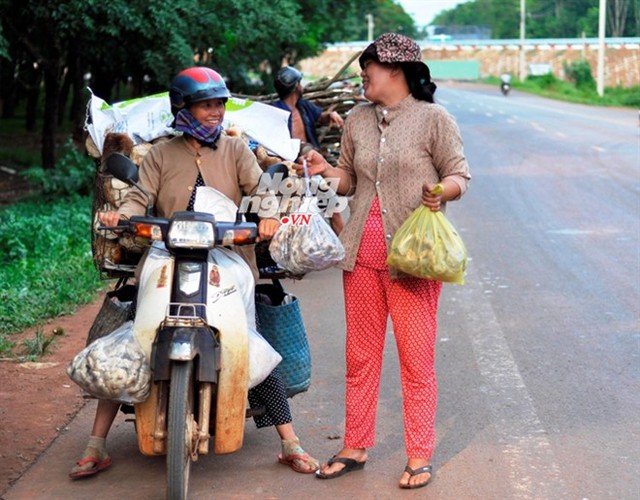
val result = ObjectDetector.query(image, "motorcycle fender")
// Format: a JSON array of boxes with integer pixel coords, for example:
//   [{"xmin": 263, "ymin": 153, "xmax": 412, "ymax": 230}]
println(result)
[
  {"xmin": 207, "ymin": 249, "xmax": 250, "ymax": 454},
  {"xmin": 152, "ymin": 326, "xmax": 218, "ymax": 382}
]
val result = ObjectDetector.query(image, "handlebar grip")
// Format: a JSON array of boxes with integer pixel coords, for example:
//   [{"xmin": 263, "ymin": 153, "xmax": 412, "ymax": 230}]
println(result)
[
  {"xmin": 97, "ymin": 225, "xmax": 131, "ymax": 232},
  {"xmin": 98, "ymin": 218, "xmax": 131, "ymax": 232}
]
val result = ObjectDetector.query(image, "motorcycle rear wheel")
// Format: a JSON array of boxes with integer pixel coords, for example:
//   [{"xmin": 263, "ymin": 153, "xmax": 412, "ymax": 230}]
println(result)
[{"xmin": 167, "ymin": 361, "xmax": 194, "ymax": 500}]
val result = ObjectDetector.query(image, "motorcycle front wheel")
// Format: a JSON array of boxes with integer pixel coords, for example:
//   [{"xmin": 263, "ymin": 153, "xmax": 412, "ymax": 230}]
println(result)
[{"xmin": 167, "ymin": 360, "xmax": 194, "ymax": 500}]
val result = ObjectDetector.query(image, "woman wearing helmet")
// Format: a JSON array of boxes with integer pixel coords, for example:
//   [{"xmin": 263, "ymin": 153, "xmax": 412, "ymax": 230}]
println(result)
[{"xmin": 69, "ymin": 67, "xmax": 319, "ymax": 480}]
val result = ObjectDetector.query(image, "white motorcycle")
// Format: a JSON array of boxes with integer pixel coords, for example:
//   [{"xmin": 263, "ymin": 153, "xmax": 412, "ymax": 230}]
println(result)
[{"xmin": 101, "ymin": 152, "xmax": 274, "ymax": 499}]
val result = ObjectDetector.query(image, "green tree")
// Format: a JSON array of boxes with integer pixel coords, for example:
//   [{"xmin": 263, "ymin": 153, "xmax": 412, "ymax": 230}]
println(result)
[
  {"xmin": 432, "ymin": 0, "xmax": 638, "ymax": 38},
  {"xmin": 0, "ymin": 0, "xmax": 205, "ymax": 168},
  {"xmin": 0, "ymin": 0, "xmax": 418, "ymax": 173},
  {"xmin": 349, "ymin": 0, "xmax": 417, "ymax": 40}
]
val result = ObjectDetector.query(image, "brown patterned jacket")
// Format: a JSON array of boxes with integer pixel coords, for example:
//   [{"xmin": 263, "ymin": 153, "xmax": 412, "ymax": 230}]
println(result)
[{"xmin": 335, "ymin": 94, "xmax": 471, "ymax": 278}]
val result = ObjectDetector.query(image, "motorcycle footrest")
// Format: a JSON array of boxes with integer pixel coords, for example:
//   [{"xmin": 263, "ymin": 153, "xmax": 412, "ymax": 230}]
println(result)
[{"xmin": 245, "ymin": 406, "xmax": 266, "ymax": 418}]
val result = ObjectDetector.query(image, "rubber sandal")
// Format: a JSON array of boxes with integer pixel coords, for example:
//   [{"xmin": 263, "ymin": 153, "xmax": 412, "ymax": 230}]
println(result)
[
  {"xmin": 278, "ymin": 452, "xmax": 319, "ymax": 474},
  {"xmin": 68, "ymin": 455, "xmax": 112, "ymax": 479},
  {"xmin": 315, "ymin": 455, "xmax": 366, "ymax": 479},
  {"xmin": 399, "ymin": 464, "xmax": 432, "ymax": 489}
]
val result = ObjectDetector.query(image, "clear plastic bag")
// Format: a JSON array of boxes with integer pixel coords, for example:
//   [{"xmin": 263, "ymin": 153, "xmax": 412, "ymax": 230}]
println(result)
[
  {"xmin": 67, "ymin": 321, "xmax": 151, "ymax": 404},
  {"xmin": 269, "ymin": 161, "xmax": 345, "ymax": 274},
  {"xmin": 386, "ymin": 204, "xmax": 467, "ymax": 284},
  {"xmin": 269, "ymin": 197, "xmax": 345, "ymax": 274}
]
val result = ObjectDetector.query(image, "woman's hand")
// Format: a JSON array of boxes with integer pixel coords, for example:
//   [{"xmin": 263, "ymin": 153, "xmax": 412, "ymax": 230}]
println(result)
[
  {"xmin": 257, "ymin": 217, "xmax": 281, "ymax": 242},
  {"xmin": 99, "ymin": 210, "xmax": 123, "ymax": 227},
  {"xmin": 295, "ymin": 149, "xmax": 330, "ymax": 177},
  {"xmin": 422, "ymin": 183, "xmax": 443, "ymax": 212}
]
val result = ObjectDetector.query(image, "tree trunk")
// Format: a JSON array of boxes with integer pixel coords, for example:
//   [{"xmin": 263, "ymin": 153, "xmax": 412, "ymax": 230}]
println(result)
[
  {"xmin": 608, "ymin": 0, "xmax": 630, "ymax": 37},
  {"xmin": 23, "ymin": 64, "xmax": 42, "ymax": 132},
  {"xmin": 64, "ymin": 41, "xmax": 87, "ymax": 144},
  {"xmin": 42, "ymin": 63, "xmax": 62, "ymax": 170},
  {"xmin": 59, "ymin": 64, "xmax": 72, "ymax": 127},
  {"xmin": 70, "ymin": 60, "xmax": 87, "ymax": 145},
  {"xmin": 25, "ymin": 83, "xmax": 40, "ymax": 132},
  {"xmin": 90, "ymin": 67, "xmax": 115, "ymax": 102},
  {"xmin": 0, "ymin": 59, "xmax": 17, "ymax": 119}
]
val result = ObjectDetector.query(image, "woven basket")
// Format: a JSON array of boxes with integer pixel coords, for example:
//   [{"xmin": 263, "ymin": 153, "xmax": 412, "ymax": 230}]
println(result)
[
  {"xmin": 86, "ymin": 284, "xmax": 137, "ymax": 346},
  {"xmin": 255, "ymin": 282, "xmax": 311, "ymax": 397},
  {"xmin": 91, "ymin": 172, "xmax": 148, "ymax": 279}
]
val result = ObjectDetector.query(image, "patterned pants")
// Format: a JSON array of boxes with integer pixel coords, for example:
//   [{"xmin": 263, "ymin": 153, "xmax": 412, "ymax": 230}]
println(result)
[
  {"xmin": 248, "ymin": 368, "xmax": 292, "ymax": 428},
  {"xmin": 342, "ymin": 198, "xmax": 442, "ymax": 458}
]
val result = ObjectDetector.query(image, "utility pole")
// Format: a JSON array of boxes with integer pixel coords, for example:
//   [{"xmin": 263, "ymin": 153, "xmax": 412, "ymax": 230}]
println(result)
[
  {"xmin": 597, "ymin": 0, "xmax": 607, "ymax": 96},
  {"xmin": 519, "ymin": 0, "xmax": 526, "ymax": 80},
  {"xmin": 366, "ymin": 13, "xmax": 374, "ymax": 42}
]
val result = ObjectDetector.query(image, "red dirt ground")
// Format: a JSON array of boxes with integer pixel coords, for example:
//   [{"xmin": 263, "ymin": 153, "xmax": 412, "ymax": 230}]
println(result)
[{"xmin": 0, "ymin": 298, "xmax": 104, "ymax": 496}]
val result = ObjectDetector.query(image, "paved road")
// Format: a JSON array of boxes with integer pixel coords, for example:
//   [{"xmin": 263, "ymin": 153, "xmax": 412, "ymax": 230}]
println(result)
[{"xmin": 4, "ymin": 86, "xmax": 639, "ymax": 499}]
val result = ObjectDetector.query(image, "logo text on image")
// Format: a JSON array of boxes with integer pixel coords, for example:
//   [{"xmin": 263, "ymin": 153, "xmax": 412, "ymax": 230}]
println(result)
[
  {"xmin": 238, "ymin": 173, "xmax": 348, "ymax": 218},
  {"xmin": 281, "ymin": 213, "xmax": 313, "ymax": 226}
]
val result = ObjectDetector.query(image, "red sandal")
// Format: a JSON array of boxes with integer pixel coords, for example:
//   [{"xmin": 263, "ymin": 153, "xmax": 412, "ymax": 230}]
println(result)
[
  {"xmin": 278, "ymin": 438, "xmax": 319, "ymax": 474},
  {"xmin": 69, "ymin": 454, "xmax": 112, "ymax": 479}
]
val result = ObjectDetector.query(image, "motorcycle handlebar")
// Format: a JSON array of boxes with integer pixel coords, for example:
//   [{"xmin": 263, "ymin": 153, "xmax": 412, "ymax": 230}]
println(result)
[{"xmin": 97, "ymin": 218, "xmax": 133, "ymax": 233}]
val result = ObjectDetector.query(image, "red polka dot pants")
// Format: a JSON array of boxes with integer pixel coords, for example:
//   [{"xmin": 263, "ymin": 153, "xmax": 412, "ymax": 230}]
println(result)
[{"xmin": 342, "ymin": 198, "xmax": 442, "ymax": 458}]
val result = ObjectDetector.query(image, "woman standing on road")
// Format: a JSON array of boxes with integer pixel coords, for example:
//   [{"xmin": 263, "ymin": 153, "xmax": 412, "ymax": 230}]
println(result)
[{"xmin": 301, "ymin": 33, "xmax": 470, "ymax": 489}]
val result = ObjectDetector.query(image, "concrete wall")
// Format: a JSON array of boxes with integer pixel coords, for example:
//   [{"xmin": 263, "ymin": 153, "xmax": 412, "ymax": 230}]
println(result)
[{"xmin": 300, "ymin": 40, "xmax": 640, "ymax": 87}]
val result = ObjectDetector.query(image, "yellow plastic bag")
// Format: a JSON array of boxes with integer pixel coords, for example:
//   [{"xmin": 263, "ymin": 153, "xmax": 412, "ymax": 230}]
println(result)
[{"xmin": 386, "ymin": 198, "xmax": 467, "ymax": 284}]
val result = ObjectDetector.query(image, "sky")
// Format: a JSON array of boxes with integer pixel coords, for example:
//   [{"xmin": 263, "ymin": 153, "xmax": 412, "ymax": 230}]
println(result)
[{"xmin": 397, "ymin": 0, "xmax": 472, "ymax": 27}]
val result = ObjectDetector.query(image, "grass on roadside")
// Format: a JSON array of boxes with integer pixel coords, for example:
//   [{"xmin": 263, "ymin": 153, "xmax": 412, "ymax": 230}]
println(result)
[
  {"xmin": 0, "ymin": 194, "xmax": 105, "ymax": 355},
  {"xmin": 18, "ymin": 327, "xmax": 63, "ymax": 361}
]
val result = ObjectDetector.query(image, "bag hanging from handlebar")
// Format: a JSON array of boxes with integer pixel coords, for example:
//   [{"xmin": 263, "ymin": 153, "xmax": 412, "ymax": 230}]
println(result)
[
  {"xmin": 67, "ymin": 321, "xmax": 151, "ymax": 404},
  {"xmin": 85, "ymin": 283, "xmax": 137, "ymax": 346},
  {"xmin": 268, "ymin": 161, "xmax": 345, "ymax": 274}
]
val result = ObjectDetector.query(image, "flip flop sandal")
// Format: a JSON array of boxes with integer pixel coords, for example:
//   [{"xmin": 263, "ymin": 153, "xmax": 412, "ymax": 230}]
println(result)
[
  {"xmin": 399, "ymin": 464, "xmax": 432, "ymax": 489},
  {"xmin": 315, "ymin": 456, "xmax": 366, "ymax": 479},
  {"xmin": 68, "ymin": 455, "xmax": 112, "ymax": 479},
  {"xmin": 278, "ymin": 452, "xmax": 319, "ymax": 474}
]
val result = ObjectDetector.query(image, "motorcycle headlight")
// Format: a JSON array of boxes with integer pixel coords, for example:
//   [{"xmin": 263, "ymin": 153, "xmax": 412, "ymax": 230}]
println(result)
[{"xmin": 167, "ymin": 219, "xmax": 215, "ymax": 249}]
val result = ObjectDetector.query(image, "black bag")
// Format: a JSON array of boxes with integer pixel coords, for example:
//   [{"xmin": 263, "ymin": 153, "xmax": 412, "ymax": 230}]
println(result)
[
  {"xmin": 86, "ymin": 284, "xmax": 137, "ymax": 346},
  {"xmin": 255, "ymin": 280, "xmax": 311, "ymax": 397}
]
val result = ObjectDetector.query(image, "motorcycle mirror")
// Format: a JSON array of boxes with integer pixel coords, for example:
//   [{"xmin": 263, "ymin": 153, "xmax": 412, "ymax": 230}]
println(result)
[{"xmin": 104, "ymin": 152, "xmax": 139, "ymax": 184}]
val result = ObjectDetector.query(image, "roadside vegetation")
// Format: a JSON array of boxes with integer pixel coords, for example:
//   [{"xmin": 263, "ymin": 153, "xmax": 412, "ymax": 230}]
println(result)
[{"xmin": 0, "ymin": 143, "xmax": 104, "ymax": 356}]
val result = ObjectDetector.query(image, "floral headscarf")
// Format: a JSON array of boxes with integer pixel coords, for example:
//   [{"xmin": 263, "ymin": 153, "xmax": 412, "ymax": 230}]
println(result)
[{"xmin": 358, "ymin": 32, "xmax": 436, "ymax": 103}]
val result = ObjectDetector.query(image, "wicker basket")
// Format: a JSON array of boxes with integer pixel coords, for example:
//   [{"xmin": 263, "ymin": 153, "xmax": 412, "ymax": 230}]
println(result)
[
  {"xmin": 91, "ymin": 171, "xmax": 149, "ymax": 279},
  {"xmin": 255, "ymin": 281, "xmax": 311, "ymax": 397}
]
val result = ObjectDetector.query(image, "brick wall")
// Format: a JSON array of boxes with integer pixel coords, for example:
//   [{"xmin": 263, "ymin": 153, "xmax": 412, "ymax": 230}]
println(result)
[{"xmin": 300, "ymin": 41, "xmax": 640, "ymax": 88}]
